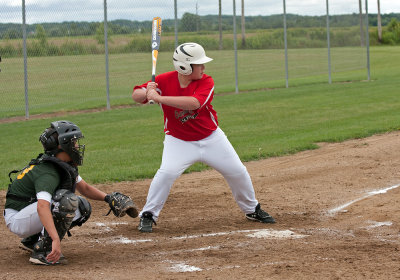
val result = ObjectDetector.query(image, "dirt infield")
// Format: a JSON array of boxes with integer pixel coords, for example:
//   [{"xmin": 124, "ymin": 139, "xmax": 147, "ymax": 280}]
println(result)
[{"xmin": 1, "ymin": 131, "xmax": 400, "ymax": 279}]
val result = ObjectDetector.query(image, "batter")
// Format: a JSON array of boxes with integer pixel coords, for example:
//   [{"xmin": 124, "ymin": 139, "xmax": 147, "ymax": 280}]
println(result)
[{"xmin": 132, "ymin": 42, "xmax": 275, "ymax": 232}]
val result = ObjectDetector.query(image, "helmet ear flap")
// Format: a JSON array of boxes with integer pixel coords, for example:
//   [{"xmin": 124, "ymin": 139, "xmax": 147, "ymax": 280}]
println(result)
[
  {"xmin": 40, "ymin": 128, "xmax": 58, "ymax": 152},
  {"xmin": 173, "ymin": 60, "xmax": 192, "ymax": 75}
]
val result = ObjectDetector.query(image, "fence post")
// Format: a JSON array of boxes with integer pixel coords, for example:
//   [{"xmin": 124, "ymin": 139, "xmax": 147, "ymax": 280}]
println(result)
[
  {"xmin": 283, "ymin": 0, "xmax": 289, "ymax": 88},
  {"xmin": 233, "ymin": 0, "xmax": 239, "ymax": 93},
  {"xmin": 104, "ymin": 0, "xmax": 111, "ymax": 110},
  {"xmin": 174, "ymin": 0, "xmax": 178, "ymax": 48},
  {"xmin": 365, "ymin": 0, "xmax": 371, "ymax": 81},
  {"xmin": 326, "ymin": 0, "xmax": 332, "ymax": 84},
  {"xmin": 22, "ymin": 0, "xmax": 29, "ymax": 119}
]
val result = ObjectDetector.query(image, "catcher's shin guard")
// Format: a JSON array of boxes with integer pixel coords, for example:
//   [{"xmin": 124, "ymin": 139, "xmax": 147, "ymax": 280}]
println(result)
[
  {"xmin": 70, "ymin": 196, "xmax": 91, "ymax": 228},
  {"xmin": 30, "ymin": 189, "xmax": 78, "ymax": 265},
  {"xmin": 51, "ymin": 189, "xmax": 79, "ymax": 238},
  {"xmin": 68, "ymin": 196, "xmax": 91, "ymax": 236}
]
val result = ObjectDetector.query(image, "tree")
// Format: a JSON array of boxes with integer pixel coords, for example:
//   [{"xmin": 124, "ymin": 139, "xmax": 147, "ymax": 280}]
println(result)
[
  {"xmin": 95, "ymin": 22, "xmax": 113, "ymax": 44},
  {"xmin": 241, "ymin": 0, "xmax": 246, "ymax": 47},
  {"xmin": 35, "ymin": 24, "xmax": 48, "ymax": 47},
  {"xmin": 359, "ymin": 0, "xmax": 364, "ymax": 46},
  {"xmin": 180, "ymin": 12, "xmax": 200, "ymax": 32},
  {"xmin": 3, "ymin": 29, "xmax": 22, "ymax": 39},
  {"xmin": 377, "ymin": 0, "xmax": 382, "ymax": 42},
  {"xmin": 219, "ymin": 0, "xmax": 223, "ymax": 50}
]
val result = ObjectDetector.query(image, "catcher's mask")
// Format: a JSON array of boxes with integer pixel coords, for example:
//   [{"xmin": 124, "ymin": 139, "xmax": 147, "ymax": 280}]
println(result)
[
  {"xmin": 39, "ymin": 120, "xmax": 85, "ymax": 166},
  {"xmin": 173, "ymin": 42, "xmax": 213, "ymax": 75}
]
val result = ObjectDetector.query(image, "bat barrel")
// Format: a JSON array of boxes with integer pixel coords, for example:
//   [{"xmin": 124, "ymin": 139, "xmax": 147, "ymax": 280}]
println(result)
[{"xmin": 149, "ymin": 17, "xmax": 162, "ymax": 105}]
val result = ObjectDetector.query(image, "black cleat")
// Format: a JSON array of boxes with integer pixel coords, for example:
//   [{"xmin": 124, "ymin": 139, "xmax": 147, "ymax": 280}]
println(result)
[
  {"xmin": 246, "ymin": 203, "xmax": 276, "ymax": 223},
  {"xmin": 29, "ymin": 251, "xmax": 67, "ymax": 265},
  {"xmin": 138, "ymin": 211, "xmax": 156, "ymax": 233},
  {"xmin": 20, "ymin": 233, "xmax": 40, "ymax": 252},
  {"xmin": 28, "ymin": 237, "xmax": 67, "ymax": 265},
  {"xmin": 29, "ymin": 252, "xmax": 54, "ymax": 265}
]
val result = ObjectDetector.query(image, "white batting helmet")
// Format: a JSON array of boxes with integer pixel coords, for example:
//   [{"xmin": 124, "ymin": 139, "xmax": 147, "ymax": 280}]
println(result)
[{"xmin": 173, "ymin": 43, "xmax": 213, "ymax": 75}]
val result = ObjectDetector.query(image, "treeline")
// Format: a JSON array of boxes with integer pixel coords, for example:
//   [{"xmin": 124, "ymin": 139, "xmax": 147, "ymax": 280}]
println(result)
[
  {"xmin": 0, "ymin": 25, "xmax": 395, "ymax": 58},
  {"xmin": 1, "ymin": 13, "xmax": 399, "ymax": 39},
  {"xmin": 1, "ymin": 14, "xmax": 400, "ymax": 58}
]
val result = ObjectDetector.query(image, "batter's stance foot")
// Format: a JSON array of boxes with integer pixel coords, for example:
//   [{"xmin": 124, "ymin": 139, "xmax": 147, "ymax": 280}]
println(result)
[
  {"xmin": 138, "ymin": 211, "xmax": 156, "ymax": 232},
  {"xmin": 246, "ymin": 203, "xmax": 276, "ymax": 223}
]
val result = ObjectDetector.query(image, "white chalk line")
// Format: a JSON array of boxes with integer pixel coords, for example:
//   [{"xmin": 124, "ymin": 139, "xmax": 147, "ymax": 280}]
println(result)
[
  {"xmin": 327, "ymin": 183, "xmax": 400, "ymax": 216},
  {"xmin": 166, "ymin": 262, "xmax": 203, "ymax": 272},
  {"xmin": 90, "ymin": 183, "xmax": 400, "ymax": 273},
  {"xmin": 91, "ymin": 227, "xmax": 307, "ymax": 272},
  {"xmin": 93, "ymin": 228, "xmax": 307, "ymax": 245},
  {"xmin": 171, "ymin": 228, "xmax": 306, "ymax": 240},
  {"xmin": 164, "ymin": 259, "xmax": 295, "ymax": 273},
  {"xmin": 155, "ymin": 245, "xmax": 221, "ymax": 256},
  {"xmin": 364, "ymin": 221, "xmax": 393, "ymax": 229}
]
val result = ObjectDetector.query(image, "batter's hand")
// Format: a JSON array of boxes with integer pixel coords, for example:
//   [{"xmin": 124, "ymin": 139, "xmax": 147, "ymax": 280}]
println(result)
[
  {"xmin": 146, "ymin": 81, "xmax": 158, "ymax": 91},
  {"xmin": 146, "ymin": 89, "xmax": 160, "ymax": 103},
  {"xmin": 146, "ymin": 82, "xmax": 159, "ymax": 103}
]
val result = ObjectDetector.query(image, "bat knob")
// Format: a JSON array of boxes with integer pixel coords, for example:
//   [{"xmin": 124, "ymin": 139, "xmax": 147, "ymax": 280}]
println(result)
[{"xmin": 149, "ymin": 100, "xmax": 155, "ymax": 105}]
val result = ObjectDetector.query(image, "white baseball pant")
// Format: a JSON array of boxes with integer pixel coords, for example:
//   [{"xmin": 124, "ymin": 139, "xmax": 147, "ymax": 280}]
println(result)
[
  {"xmin": 3, "ymin": 203, "xmax": 82, "ymax": 238},
  {"xmin": 140, "ymin": 127, "xmax": 259, "ymax": 220}
]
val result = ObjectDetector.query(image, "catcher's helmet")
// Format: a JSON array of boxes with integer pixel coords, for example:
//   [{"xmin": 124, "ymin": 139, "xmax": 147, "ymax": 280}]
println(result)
[
  {"xmin": 173, "ymin": 43, "xmax": 213, "ymax": 75},
  {"xmin": 39, "ymin": 120, "xmax": 85, "ymax": 165}
]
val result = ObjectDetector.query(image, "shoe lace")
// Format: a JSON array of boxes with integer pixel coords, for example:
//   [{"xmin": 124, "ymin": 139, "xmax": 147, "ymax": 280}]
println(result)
[
  {"xmin": 256, "ymin": 207, "xmax": 270, "ymax": 219},
  {"xmin": 142, "ymin": 212, "xmax": 157, "ymax": 225}
]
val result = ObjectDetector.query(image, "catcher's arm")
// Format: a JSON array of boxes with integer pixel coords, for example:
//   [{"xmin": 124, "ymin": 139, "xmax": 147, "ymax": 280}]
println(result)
[
  {"xmin": 37, "ymin": 199, "xmax": 62, "ymax": 264},
  {"xmin": 104, "ymin": 192, "xmax": 138, "ymax": 218},
  {"xmin": 76, "ymin": 178, "xmax": 138, "ymax": 218},
  {"xmin": 76, "ymin": 178, "xmax": 107, "ymax": 201}
]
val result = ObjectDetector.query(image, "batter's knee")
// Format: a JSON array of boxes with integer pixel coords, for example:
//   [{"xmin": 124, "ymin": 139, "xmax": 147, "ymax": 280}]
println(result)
[
  {"xmin": 218, "ymin": 163, "xmax": 249, "ymax": 178},
  {"xmin": 157, "ymin": 167, "xmax": 185, "ymax": 180}
]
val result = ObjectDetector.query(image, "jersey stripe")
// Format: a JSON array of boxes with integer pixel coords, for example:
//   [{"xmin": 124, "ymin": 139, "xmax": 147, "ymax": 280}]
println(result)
[
  {"xmin": 207, "ymin": 105, "xmax": 218, "ymax": 127},
  {"xmin": 199, "ymin": 86, "xmax": 215, "ymax": 109}
]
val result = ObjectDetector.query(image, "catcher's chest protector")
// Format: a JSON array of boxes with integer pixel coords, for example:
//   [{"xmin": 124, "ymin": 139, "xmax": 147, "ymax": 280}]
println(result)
[
  {"xmin": 7, "ymin": 154, "xmax": 78, "ymax": 204},
  {"xmin": 39, "ymin": 154, "xmax": 78, "ymax": 192},
  {"xmin": 9, "ymin": 153, "xmax": 78, "ymax": 192}
]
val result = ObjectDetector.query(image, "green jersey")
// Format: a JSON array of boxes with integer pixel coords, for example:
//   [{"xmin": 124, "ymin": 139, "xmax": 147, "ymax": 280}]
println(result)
[{"xmin": 5, "ymin": 162, "xmax": 60, "ymax": 211}]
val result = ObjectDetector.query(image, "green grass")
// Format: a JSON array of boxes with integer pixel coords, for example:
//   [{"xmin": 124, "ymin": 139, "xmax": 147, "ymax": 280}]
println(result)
[
  {"xmin": 0, "ymin": 46, "xmax": 369, "ymax": 118},
  {"xmin": 1, "ymin": 46, "xmax": 399, "ymax": 189}
]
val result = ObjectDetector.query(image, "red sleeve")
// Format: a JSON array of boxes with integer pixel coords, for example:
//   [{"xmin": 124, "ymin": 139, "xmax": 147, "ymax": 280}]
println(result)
[
  {"xmin": 133, "ymin": 81, "xmax": 150, "ymax": 104},
  {"xmin": 192, "ymin": 75, "xmax": 215, "ymax": 108}
]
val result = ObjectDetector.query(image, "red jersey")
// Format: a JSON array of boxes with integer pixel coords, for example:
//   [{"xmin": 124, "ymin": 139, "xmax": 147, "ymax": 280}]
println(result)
[{"xmin": 134, "ymin": 71, "xmax": 218, "ymax": 141}]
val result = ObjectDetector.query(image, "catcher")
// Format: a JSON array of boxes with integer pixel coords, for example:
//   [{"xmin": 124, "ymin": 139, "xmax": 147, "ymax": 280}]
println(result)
[{"xmin": 3, "ymin": 120, "xmax": 138, "ymax": 265}]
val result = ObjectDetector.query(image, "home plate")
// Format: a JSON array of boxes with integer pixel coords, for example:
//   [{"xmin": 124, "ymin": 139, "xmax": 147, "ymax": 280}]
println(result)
[{"xmin": 246, "ymin": 229, "xmax": 307, "ymax": 239}]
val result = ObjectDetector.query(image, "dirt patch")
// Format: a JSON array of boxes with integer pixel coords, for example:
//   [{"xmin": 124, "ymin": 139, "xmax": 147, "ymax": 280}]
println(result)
[{"xmin": 1, "ymin": 131, "xmax": 400, "ymax": 279}]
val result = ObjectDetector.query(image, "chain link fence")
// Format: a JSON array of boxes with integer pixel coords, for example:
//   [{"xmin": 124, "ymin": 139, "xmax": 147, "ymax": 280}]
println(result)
[{"xmin": 0, "ymin": 0, "xmax": 384, "ymax": 119}]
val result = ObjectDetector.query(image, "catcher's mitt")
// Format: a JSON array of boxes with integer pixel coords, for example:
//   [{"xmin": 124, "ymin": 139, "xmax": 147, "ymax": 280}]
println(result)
[{"xmin": 104, "ymin": 192, "xmax": 138, "ymax": 218}]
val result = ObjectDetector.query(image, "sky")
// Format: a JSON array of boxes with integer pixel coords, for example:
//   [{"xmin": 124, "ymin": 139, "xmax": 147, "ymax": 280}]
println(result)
[{"xmin": 0, "ymin": 0, "xmax": 399, "ymax": 24}]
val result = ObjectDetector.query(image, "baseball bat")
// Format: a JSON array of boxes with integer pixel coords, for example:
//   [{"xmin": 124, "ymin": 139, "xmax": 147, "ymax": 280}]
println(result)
[{"xmin": 149, "ymin": 17, "xmax": 162, "ymax": 104}]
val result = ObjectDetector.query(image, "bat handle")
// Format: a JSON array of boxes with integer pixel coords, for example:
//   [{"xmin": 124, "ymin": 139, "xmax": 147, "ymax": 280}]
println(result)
[{"xmin": 149, "ymin": 74, "xmax": 156, "ymax": 104}]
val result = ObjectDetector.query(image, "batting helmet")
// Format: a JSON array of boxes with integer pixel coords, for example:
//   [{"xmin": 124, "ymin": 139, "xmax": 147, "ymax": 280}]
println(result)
[
  {"xmin": 173, "ymin": 43, "xmax": 213, "ymax": 75},
  {"xmin": 39, "ymin": 120, "xmax": 85, "ymax": 166}
]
